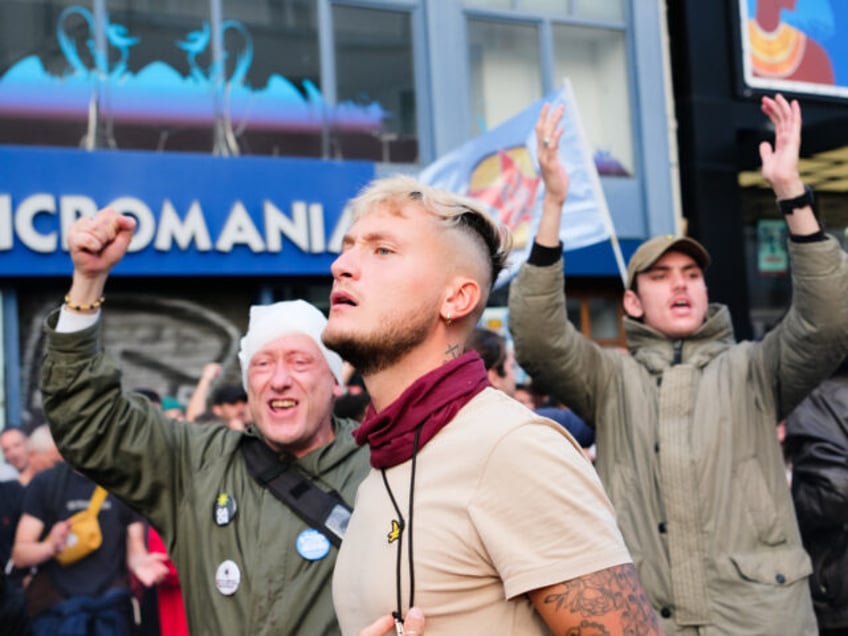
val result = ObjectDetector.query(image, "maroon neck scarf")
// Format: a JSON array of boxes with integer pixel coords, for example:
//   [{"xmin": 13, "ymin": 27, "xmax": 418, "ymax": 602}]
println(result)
[{"xmin": 353, "ymin": 351, "xmax": 489, "ymax": 469}]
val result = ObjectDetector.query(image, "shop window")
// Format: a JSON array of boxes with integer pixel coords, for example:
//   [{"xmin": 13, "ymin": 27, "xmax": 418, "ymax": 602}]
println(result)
[
  {"xmin": 102, "ymin": 0, "xmax": 219, "ymax": 153},
  {"xmin": 217, "ymin": 0, "xmax": 322, "ymax": 157},
  {"xmin": 552, "ymin": 24, "xmax": 633, "ymax": 176},
  {"xmin": 0, "ymin": 0, "xmax": 414, "ymax": 162},
  {"xmin": 467, "ymin": 18, "xmax": 542, "ymax": 135},
  {"xmin": 331, "ymin": 4, "xmax": 417, "ymax": 163},
  {"xmin": 566, "ymin": 291, "xmax": 625, "ymax": 348}
]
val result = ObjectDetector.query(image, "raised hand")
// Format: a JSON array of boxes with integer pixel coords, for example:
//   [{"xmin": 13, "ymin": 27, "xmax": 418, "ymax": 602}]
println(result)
[
  {"xmin": 533, "ymin": 102, "xmax": 570, "ymax": 248},
  {"xmin": 759, "ymin": 94, "xmax": 804, "ymax": 199},
  {"xmin": 65, "ymin": 207, "xmax": 137, "ymax": 309},
  {"xmin": 535, "ymin": 102, "xmax": 569, "ymax": 206},
  {"xmin": 68, "ymin": 207, "xmax": 137, "ymax": 279}
]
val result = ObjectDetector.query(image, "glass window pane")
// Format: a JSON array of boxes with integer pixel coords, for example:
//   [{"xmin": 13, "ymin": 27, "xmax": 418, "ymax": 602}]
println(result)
[
  {"xmin": 468, "ymin": 19, "xmax": 541, "ymax": 135},
  {"xmin": 553, "ymin": 24, "xmax": 633, "ymax": 176},
  {"xmin": 333, "ymin": 5, "xmax": 417, "ymax": 163},
  {"xmin": 588, "ymin": 297, "xmax": 620, "ymax": 340},
  {"xmin": 574, "ymin": 0, "xmax": 624, "ymax": 22},
  {"xmin": 102, "ymin": 0, "xmax": 216, "ymax": 153},
  {"xmin": 219, "ymin": 0, "xmax": 322, "ymax": 157},
  {"xmin": 520, "ymin": 1, "xmax": 568, "ymax": 16},
  {"xmin": 566, "ymin": 298, "xmax": 582, "ymax": 330},
  {"xmin": 0, "ymin": 0, "xmax": 100, "ymax": 148}
]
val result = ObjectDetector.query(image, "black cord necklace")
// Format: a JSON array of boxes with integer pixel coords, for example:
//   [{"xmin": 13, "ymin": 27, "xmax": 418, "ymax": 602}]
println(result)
[{"xmin": 380, "ymin": 426, "xmax": 422, "ymax": 634}]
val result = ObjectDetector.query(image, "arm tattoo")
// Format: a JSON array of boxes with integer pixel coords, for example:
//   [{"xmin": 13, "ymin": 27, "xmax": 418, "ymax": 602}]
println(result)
[{"xmin": 544, "ymin": 563, "xmax": 658, "ymax": 635}]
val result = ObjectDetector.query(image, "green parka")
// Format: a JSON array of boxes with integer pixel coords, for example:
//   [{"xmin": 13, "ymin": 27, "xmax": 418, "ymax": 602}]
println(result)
[
  {"xmin": 508, "ymin": 237, "xmax": 848, "ymax": 635},
  {"xmin": 39, "ymin": 311, "xmax": 370, "ymax": 635}
]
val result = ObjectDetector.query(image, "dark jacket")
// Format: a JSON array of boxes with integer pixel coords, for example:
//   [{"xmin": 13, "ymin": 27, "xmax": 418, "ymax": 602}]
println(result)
[{"xmin": 786, "ymin": 374, "xmax": 848, "ymax": 629}]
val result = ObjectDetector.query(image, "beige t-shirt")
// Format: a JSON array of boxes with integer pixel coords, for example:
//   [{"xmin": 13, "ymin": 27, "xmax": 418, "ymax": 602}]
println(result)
[{"xmin": 333, "ymin": 387, "xmax": 631, "ymax": 635}]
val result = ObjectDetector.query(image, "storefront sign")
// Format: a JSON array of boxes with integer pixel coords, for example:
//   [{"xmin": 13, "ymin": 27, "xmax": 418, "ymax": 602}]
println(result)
[{"xmin": 0, "ymin": 146, "xmax": 375, "ymax": 276}]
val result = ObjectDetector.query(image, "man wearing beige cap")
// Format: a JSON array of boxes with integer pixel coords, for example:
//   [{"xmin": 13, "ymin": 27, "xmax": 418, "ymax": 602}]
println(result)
[
  {"xmin": 509, "ymin": 94, "xmax": 848, "ymax": 635},
  {"xmin": 37, "ymin": 210, "xmax": 407, "ymax": 634}
]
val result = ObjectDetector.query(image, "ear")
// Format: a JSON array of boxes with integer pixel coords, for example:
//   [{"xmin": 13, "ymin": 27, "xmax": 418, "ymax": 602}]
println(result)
[
  {"xmin": 441, "ymin": 276, "xmax": 481, "ymax": 322},
  {"xmin": 486, "ymin": 367, "xmax": 501, "ymax": 389},
  {"xmin": 622, "ymin": 289, "xmax": 644, "ymax": 319}
]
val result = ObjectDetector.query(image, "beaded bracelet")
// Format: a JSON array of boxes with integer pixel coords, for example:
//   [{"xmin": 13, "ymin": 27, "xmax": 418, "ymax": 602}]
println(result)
[{"xmin": 64, "ymin": 294, "xmax": 105, "ymax": 312}]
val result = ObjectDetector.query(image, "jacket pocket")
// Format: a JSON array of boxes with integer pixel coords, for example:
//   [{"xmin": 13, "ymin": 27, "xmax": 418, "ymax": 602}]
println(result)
[
  {"xmin": 729, "ymin": 546, "xmax": 812, "ymax": 587},
  {"xmin": 736, "ymin": 456, "xmax": 785, "ymax": 545}
]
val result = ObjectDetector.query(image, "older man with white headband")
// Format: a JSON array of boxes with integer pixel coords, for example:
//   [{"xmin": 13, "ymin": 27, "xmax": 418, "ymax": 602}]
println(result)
[{"xmin": 37, "ymin": 208, "xmax": 411, "ymax": 635}]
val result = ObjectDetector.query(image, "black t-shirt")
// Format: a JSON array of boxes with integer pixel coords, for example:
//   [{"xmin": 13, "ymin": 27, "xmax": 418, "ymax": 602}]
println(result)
[
  {"xmin": 22, "ymin": 465, "xmax": 141, "ymax": 598},
  {"xmin": 0, "ymin": 479, "xmax": 24, "ymax": 566}
]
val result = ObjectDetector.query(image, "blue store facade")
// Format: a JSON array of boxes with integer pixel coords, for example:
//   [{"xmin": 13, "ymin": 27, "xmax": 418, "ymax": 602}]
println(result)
[{"xmin": 0, "ymin": 0, "xmax": 680, "ymax": 427}]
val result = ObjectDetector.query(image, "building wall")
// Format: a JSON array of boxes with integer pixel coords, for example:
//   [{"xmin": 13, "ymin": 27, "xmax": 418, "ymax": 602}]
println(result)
[{"xmin": 0, "ymin": 0, "xmax": 678, "ymax": 426}]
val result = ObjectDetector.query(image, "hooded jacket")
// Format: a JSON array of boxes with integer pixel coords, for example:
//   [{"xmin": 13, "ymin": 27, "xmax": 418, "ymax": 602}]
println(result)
[
  {"xmin": 508, "ymin": 237, "xmax": 848, "ymax": 635},
  {"xmin": 39, "ymin": 310, "xmax": 370, "ymax": 636}
]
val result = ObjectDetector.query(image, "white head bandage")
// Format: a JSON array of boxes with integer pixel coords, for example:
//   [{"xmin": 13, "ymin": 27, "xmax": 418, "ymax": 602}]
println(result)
[{"xmin": 237, "ymin": 300, "xmax": 344, "ymax": 390}]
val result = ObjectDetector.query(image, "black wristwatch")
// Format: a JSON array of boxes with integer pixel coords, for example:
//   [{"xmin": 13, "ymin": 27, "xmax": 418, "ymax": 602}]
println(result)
[{"xmin": 776, "ymin": 185, "xmax": 815, "ymax": 216}]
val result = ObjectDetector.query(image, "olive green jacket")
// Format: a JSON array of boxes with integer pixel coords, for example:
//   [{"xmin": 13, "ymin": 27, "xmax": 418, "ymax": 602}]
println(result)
[
  {"xmin": 40, "ymin": 312, "xmax": 370, "ymax": 636},
  {"xmin": 508, "ymin": 237, "xmax": 848, "ymax": 635}
]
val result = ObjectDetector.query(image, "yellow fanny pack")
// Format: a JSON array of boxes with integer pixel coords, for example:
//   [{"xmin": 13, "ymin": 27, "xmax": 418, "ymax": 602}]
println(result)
[{"xmin": 55, "ymin": 485, "xmax": 108, "ymax": 567}]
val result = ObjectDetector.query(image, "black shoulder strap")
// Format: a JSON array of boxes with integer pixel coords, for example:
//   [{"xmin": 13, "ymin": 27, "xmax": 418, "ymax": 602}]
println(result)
[{"xmin": 239, "ymin": 436, "xmax": 352, "ymax": 548}]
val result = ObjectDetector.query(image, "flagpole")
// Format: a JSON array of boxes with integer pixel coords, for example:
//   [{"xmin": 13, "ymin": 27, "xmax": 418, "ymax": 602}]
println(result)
[{"xmin": 561, "ymin": 78, "xmax": 628, "ymax": 287}]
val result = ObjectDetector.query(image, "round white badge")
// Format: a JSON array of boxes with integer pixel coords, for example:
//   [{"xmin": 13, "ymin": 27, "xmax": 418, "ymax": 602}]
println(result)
[
  {"xmin": 296, "ymin": 529, "xmax": 331, "ymax": 561},
  {"xmin": 215, "ymin": 559, "xmax": 241, "ymax": 596}
]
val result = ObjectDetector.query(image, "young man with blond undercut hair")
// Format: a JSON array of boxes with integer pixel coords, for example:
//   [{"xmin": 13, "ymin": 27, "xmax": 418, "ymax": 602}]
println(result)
[{"xmin": 325, "ymin": 175, "xmax": 660, "ymax": 634}]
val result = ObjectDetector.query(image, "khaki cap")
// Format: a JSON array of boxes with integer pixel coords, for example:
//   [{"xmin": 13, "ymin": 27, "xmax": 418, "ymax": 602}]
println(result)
[{"xmin": 626, "ymin": 235, "xmax": 711, "ymax": 289}]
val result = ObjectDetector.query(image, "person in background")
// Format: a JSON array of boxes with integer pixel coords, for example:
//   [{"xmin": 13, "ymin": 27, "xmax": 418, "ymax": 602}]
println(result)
[
  {"xmin": 464, "ymin": 327, "xmax": 518, "ymax": 396},
  {"xmin": 12, "ymin": 458, "xmax": 168, "ymax": 635},
  {"xmin": 26, "ymin": 425, "xmax": 63, "ymax": 479},
  {"xmin": 0, "ymin": 477, "xmax": 30, "ymax": 634},
  {"xmin": 190, "ymin": 383, "xmax": 250, "ymax": 430},
  {"xmin": 184, "ymin": 362, "xmax": 222, "ymax": 423},
  {"xmin": 160, "ymin": 397, "xmax": 186, "ymax": 421},
  {"xmin": 508, "ymin": 95, "xmax": 848, "ymax": 634},
  {"xmin": 785, "ymin": 356, "xmax": 848, "ymax": 635},
  {"xmin": 1, "ymin": 428, "xmax": 34, "ymax": 486},
  {"xmin": 333, "ymin": 392, "xmax": 371, "ymax": 423},
  {"xmin": 513, "ymin": 382, "xmax": 535, "ymax": 410},
  {"xmin": 464, "ymin": 328, "xmax": 594, "ymax": 452},
  {"xmin": 324, "ymin": 174, "xmax": 660, "ymax": 633}
]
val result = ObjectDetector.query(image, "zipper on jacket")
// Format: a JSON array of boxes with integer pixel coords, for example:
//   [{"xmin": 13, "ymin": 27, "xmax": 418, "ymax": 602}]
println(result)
[{"xmin": 673, "ymin": 340, "xmax": 683, "ymax": 365}]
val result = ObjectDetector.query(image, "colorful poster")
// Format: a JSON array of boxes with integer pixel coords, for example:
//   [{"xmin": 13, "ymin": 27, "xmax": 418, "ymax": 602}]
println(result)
[{"xmin": 739, "ymin": 0, "xmax": 848, "ymax": 98}]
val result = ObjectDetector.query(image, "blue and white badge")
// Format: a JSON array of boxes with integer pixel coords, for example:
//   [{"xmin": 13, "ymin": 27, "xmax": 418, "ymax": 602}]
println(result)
[{"xmin": 296, "ymin": 528, "xmax": 331, "ymax": 561}]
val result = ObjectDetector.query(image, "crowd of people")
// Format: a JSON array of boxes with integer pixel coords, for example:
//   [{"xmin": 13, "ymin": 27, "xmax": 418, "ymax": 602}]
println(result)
[{"xmin": 0, "ymin": 92, "xmax": 845, "ymax": 635}]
